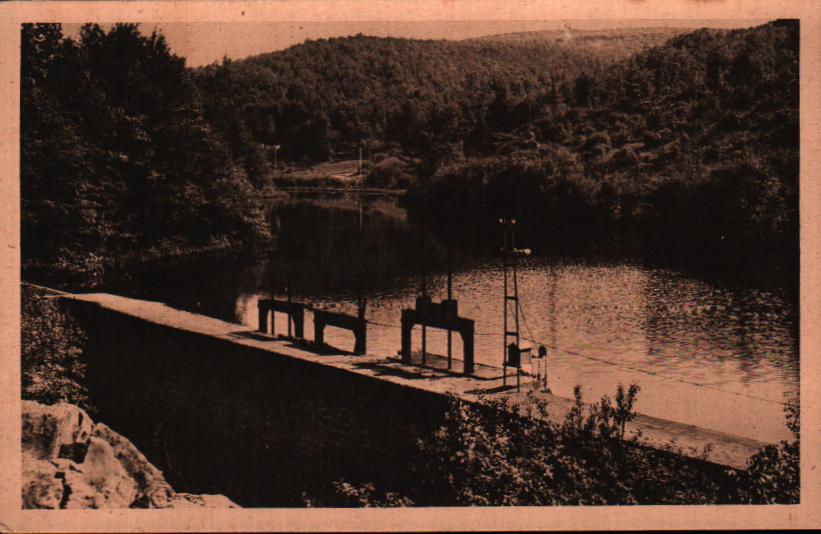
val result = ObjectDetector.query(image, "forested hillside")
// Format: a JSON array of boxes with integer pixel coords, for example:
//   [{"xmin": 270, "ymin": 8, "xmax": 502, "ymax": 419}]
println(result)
[
  {"xmin": 472, "ymin": 26, "xmax": 688, "ymax": 61},
  {"xmin": 21, "ymin": 20, "xmax": 799, "ymax": 284},
  {"xmin": 195, "ymin": 31, "xmax": 681, "ymax": 164},
  {"xmin": 22, "ymin": 23, "xmax": 679, "ymax": 284},
  {"xmin": 21, "ymin": 24, "xmax": 271, "ymax": 286},
  {"xmin": 408, "ymin": 20, "xmax": 799, "ymax": 270}
]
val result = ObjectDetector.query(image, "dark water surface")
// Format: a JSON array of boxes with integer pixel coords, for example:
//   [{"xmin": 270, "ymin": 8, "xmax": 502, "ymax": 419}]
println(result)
[{"xmin": 104, "ymin": 193, "xmax": 799, "ymax": 444}]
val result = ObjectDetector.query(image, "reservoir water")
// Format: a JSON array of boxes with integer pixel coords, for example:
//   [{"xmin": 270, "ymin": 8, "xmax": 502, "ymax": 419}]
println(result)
[{"xmin": 106, "ymin": 193, "xmax": 799, "ymax": 444}]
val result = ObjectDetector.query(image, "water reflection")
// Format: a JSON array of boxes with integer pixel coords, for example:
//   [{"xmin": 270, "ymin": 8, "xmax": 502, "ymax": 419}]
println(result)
[{"xmin": 105, "ymin": 194, "xmax": 799, "ymax": 444}]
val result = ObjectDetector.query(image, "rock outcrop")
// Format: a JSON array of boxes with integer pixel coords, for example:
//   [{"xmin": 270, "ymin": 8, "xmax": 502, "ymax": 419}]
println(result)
[{"xmin": 21, "ymin": 400, "xmax": 239, "ymax": 509}]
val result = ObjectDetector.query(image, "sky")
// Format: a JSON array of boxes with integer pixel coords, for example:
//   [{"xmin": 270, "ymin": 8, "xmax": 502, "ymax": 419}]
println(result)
[{"xmin": 62, "ymin": 19, "xmax": 770, "ymax": 67}]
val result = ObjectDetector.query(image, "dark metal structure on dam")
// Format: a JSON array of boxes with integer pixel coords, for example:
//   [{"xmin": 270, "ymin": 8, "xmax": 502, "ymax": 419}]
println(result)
[
  {"xmin": 251, "ymin": 212, "xmax": 545, "ymax": 392},
  {"xmin": 252, "ymin": 205, "xmax": 544, "ymax": 388},
  {"xmin": 400, "ymin": 296, "xmax": 475, "ymax": 375}
]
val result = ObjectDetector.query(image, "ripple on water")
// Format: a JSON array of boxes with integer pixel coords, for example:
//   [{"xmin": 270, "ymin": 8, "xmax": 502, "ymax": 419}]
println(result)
[{"xmin": 235, "ymin": 257, "xmax": 797, "ymax": 443}]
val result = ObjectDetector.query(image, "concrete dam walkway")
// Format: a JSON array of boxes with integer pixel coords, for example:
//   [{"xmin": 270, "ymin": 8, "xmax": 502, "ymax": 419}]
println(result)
[{"xmin": 64, "ymin": 291, "xmax": 769, "ymax": 474}]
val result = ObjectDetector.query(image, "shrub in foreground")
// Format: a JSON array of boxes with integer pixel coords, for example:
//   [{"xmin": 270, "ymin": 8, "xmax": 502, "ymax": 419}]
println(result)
[
  {"xmin": 21, "ymin": 284, "xmax": 92, "ymax": 414},
  {"xmin": 318, "ymin": 384, "xmax": 799, "ymax": 506}
]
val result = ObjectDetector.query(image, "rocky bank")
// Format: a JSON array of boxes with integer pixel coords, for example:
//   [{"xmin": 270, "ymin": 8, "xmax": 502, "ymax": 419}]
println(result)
[{"xmin": 21, "ymin": 400, "xmax": 239, "ymax": 509}]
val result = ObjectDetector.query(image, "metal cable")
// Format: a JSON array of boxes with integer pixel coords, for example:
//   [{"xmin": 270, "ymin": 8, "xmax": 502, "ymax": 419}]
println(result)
[
  {"xmin": 515, "ymin": 300, "xmax": 797, "ymax": 408},
  {"xmin": 366, "ymin": 308, "xmax": 796, "ymax": 408}
]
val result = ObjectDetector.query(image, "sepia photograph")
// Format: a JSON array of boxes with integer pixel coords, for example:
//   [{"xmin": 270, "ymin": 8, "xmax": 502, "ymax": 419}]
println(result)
[{"xmin": 1, "ymin": 0, "xmax": 819, "ymax": 531}]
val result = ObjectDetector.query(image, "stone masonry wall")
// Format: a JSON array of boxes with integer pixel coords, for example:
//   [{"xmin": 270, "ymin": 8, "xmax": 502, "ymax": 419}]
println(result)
[{"xmin": 66, "ymin": 299, "xmax": 450, "ymax": 507}]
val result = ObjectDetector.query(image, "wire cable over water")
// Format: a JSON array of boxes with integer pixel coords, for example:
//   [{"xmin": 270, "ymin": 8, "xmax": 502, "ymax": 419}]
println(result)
[
  {"xmin": 516, "ymin": 302, "xmax": 796, "ymax": 408},
  {"xmin": 366, "ymin": 311, "xmax": 796, "ymax": 408}
]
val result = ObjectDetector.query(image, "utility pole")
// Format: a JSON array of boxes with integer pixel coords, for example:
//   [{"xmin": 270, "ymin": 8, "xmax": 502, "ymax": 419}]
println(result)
[
  {"xmin": 446, "ymin": 244, "xmax": 453, "ymax": 370},
  {"xmin": 268, "ymin": 202, "xmax": 279, "ymax": 335},
  {"xmin": 421, "ymin": 203, "xmax": 428, "ymax": 365},
  {"xmin": 286, "ymin": 266, "xmax": 293, "ymax": 338},
  {"xmin": 358, "ymin": 198, "xmax": 367, "ymax": 345}
]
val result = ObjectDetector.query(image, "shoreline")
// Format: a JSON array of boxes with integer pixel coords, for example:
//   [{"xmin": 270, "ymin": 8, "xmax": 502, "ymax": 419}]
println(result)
[{"xmin": 21, "ymin": 236, "xmax": 276, "ymax": 291}]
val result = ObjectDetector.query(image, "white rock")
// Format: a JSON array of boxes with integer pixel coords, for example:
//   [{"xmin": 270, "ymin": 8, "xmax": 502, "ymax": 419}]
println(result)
[
  {"xmin": 21, "ymin": 452, "xmax": 63, "ymax": 509},
  {"xmin": 21, "ymin": 400, "xmax": 93, "ymax": 460},
  {"xmin": 21, "ymin": 401, "xmax": 240, "ymax": 509}
]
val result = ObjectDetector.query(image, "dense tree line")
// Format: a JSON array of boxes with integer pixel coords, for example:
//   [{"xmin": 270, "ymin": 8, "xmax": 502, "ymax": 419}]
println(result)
[
  {"xmin": 193, "ymin": 21, "xmax": 798, "ymax": 272},
  {"xmin": 21, "ymin": 23, "xmax": 270, "ymax": 286},
  {"xmin": 407, "ymin": 20, "xmax": 799, "ymax": 272},
  {"xmin": 194, "ymin": 30, "xmax": 680, "ymax": 164},
  {"xmin": 22, "ymin": 21, "xmax": 798, "ymax": 283},
  {"xmin": 22, "ymin": 24, "xmax": 681, "ymax": 284}
]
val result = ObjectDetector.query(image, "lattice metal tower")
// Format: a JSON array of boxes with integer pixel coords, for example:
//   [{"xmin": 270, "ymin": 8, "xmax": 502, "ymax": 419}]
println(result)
[{"xmin": 500, "ymin": 216, "xmax": 525, "ymax": 391}]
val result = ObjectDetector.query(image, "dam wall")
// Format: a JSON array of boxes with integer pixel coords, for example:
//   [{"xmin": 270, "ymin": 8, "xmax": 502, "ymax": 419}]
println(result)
[
  {"xmin": 59, "ymin": 292, "xmax": 767, "ymax": 506},
  {"xmin": 66, "ymin": 295, "xmax": 450, "ymax": 506}
]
